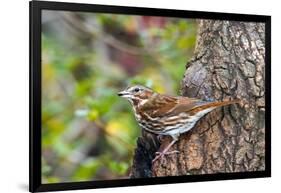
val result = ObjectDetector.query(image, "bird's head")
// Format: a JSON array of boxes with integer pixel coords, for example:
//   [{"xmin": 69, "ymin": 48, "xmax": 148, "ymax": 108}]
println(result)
[{"xmin": 118, "ymin": 85, "xmax": 154, "ymax": 105}]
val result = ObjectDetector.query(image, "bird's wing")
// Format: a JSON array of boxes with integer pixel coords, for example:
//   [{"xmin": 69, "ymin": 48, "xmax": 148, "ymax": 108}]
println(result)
[
  {"xmin": 140, "ymin": 94, "xmax": 203, "ymax": 118},
  {"xmin": 162, "ymin": 96, "xmax": 206, "ymax": 117},
  {"xmin": 164, "ymin": 98, "xmax": 239, "ymax": 117}
]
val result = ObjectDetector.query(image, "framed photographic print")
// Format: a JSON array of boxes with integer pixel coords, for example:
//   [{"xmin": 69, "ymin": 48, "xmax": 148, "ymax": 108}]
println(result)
[{"xmin": 30, "ymin": 0, "xmax": 271, "ymax": 192}]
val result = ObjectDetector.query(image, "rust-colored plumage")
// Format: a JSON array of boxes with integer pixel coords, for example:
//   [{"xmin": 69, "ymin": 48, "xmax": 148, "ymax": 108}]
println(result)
[{"xmin": 118, "ymin": 85, "xmax": 239, "ymax": 162}]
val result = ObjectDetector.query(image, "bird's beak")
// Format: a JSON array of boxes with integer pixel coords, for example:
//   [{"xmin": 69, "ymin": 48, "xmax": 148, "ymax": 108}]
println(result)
[{"xmin": 117, "ymin": 90, "xmax": 131, "ymax": 98}]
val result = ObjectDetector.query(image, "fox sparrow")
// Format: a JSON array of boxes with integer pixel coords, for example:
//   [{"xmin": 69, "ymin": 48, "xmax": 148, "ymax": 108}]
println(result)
[{"xmin": 118, "ymin": 85, "xmax": 239, "ymax": 162}]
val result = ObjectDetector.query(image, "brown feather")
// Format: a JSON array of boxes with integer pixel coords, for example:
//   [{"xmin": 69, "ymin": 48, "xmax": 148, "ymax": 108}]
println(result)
[
  {"xmin": 139, "ymin": 94, "xmax": 239, "ymax": 118},
  {"xmin": 187, "ymin": 99, "xmax": 240, "ymax": 115},
  {"xmin": 139, "ymin": 94, "xmax": 201, "ymax": 118}
]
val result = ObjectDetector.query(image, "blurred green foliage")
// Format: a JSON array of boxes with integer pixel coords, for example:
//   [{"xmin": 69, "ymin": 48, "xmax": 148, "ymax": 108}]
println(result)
[{"xmin": 41, "ymin": 10, "xmax": 196, "ymax": 183}]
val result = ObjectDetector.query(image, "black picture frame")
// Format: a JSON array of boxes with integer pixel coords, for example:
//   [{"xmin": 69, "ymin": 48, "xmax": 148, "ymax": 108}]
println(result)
[{"xmin": 30, "ymin": 1, "xmax": 271, "ymax": 192}]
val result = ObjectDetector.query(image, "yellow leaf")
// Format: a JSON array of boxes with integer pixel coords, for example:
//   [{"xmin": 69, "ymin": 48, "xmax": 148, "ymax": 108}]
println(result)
[
  {"xmin": 87, "ymin": 110, "xmax": 99, "ymax": 121},
  {"xmin": 105, "ymin": 120, "xmax": 123, "ymax": 136}
]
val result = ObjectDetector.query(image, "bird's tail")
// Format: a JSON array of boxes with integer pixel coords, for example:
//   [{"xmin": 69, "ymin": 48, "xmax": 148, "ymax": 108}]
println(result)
[{"xmin": 190, "ymin": 99, "xmax": 240, "ymax": 115}]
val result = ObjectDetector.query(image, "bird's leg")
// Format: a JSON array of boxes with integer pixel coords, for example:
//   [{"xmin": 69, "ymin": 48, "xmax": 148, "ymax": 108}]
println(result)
[{"xmin": 152, "ymin": 135, "xmax": 179, "ymax": 163}]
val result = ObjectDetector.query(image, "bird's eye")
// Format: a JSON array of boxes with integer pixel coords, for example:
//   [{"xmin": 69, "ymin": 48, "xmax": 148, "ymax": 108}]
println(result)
[{"xmin": 134, "ymin": 88, "xmax": 140, "ymax": 92}]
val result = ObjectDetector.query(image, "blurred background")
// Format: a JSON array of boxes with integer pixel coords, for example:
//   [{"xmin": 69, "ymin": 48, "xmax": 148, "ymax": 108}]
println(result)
[{"xmin": 41, "ymin": 10, "xmax": 197, "ymax": 183}]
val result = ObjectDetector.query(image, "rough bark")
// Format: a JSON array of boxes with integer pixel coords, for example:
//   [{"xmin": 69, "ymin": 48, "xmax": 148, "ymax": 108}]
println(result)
[{"xmin": 130, "ymin": 20, "xmax": 265, "ymax": 177}]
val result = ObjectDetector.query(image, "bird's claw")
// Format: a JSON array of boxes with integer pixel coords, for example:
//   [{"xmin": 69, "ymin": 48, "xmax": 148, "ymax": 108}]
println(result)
[
  {"xmin": 155, "ymin": 150, "xmax": 179, "ymax": 155},
  {"xmin": 152, "ymin": 150, "xmax": 179, "ymax": 163}
]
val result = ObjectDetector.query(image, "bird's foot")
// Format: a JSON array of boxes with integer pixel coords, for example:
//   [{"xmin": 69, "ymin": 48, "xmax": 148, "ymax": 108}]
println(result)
[
  {"xmin": 155, "ymin": 150, "xmax": 179, "ymax": 155},
  {"xmin": 152, "ymin": 150, "xmax": 179, "ymax": 163}
]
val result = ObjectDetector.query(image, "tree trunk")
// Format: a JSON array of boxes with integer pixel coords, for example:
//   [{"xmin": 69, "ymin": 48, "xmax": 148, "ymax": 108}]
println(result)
[{"xmin": 130, "ymin": 20, "xmax": 265, "ymax": 177}]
